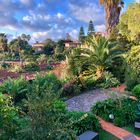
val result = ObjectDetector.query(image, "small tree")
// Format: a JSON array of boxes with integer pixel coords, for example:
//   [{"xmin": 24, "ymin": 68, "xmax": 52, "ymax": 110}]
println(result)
[
  {"xmin": 79, "ymin": 26, "xmax": 85, "ymax": 43},
  {"xmin": 88, "ymin": 20, "xmax": 95, "ymax": 34}
]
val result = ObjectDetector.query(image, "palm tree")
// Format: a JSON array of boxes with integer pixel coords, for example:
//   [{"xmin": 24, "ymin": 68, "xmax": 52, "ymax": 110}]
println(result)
[
  {"xmin": 68, "ymin": 36, "xmax": 122, "ymax": 79},
  {"xmin": 0, "ymin": 33, "xmax": 8, "ymax": 51},
  {"xmin": 99, "ymin": 0, "xmax": 124, "ymax": 35}
]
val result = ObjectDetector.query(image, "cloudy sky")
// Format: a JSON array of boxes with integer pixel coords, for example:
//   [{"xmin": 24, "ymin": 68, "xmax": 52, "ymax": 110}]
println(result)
[{"xmin": 0, "ymin": 0, "xmax": 137, "ymax": 43}]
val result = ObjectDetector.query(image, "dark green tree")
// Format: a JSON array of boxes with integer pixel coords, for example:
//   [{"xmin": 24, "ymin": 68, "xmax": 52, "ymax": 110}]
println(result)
[
  {"xmin": 79, "ymin": 26, "xmax": 85, "ymax": 42},
  {"xmin": 88, "ymin": 20, "xmax": 95, "ymax": 34},
  {"xmin": 43, "ymin": 39, "xmax": 56, "ymax": 55}
]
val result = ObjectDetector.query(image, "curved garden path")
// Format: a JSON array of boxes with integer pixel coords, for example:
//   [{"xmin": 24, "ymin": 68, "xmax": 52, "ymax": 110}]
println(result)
[
  {"xmin": 66, "ymin": 85, "xmax": 140, "ymax": 140},
  {"xmin": 66, "ymin": 85, "xmax": 126, "ymax": 112}
]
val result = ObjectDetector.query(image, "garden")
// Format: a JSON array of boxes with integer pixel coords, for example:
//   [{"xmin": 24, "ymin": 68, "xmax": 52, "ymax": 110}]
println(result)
[{"xmin": 0, "ymin": 1, "xmax": 140, "ymax": 140}]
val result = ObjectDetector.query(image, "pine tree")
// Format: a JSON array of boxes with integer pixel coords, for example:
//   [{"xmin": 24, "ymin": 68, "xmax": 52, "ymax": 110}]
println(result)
[
  {"xmin": 88, "ymin": 20, "xmax": 95, "ymax": 34},
  {"xmin": 79, "ymin": 26, "xmax": 85, "ymax": 42}
]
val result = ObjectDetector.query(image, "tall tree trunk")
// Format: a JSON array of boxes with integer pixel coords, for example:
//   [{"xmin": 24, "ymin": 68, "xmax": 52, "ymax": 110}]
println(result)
[{"xmin": 105, "ymin": 4, "xmax": 121, "ymax": 35}]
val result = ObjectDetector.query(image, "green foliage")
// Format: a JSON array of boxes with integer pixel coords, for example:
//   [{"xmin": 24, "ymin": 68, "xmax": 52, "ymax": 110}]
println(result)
[
  {"xmin": 67, "ymin": 111, "xmax": 100, "ymax": 135},
  {"xmin": 0, "ymin": 62, "xmax": 11, "ymax": 69},
  {"xmin": 30, "ymin": 74, "xmax": 62, "ymax": 94},
  {"xmin": 16, "ymin": 82, "xmax": 76, "ymax": 140},
  {"xmin": 55, "ymin": 39, "xmax": 65, "ymax": 54},
  {"xmin": 135, "ymin": 102, "xmax": 140, "ymax": 120},
  {"xmin": 96, "ymin": 71, "xmax": 120, "ymax": 89},
  {"xmin": 46, "ymin": 65, "xmax": 54, "ymax": 71},
  {"xmin": 118, "ymin": 3, "xmax": 140, "ymax": 43},
  {"xmin": 43, "ymin": 39, "xmax": 56, "ymax": 55},
  {"xmin": 92, "ymin": 98, "xmax": 137, "ymax": 127},
  {"xmin": 125, "ymin": 45, "xmax": 140, "ymax": 90},
  {"xmin": 0, "ymin": 33, "xmax": 8, "ymax": 51},
  {"xmin": 62, "ymin": 77, "xmax": 82, "ymax": 97},
  {"xmin": 79, "ymin": 26, "xmax": 85, "ymax": 43},
  {"xmin": 88, "ymin": 20, "xmax": 95, "ymax": 34},
  {"xmin": 132, "ymin": 84, "xmax": 140, "ymax": 99},
  {"xmin": 0, "ymin": 77, "xmax": 28, "ymax": 104},
  {"xmin": 0, "ymin": 93, "xmax": 18, "ymax": 139},
  {"xmin": 126, "ymin": 79, "xmax": 138, "ymax": 91},
  {"xmin": 24, "ymin": 62, "xmax": 40, "ymax": 72},
  {"xmin": 68, "ymin": 36, "xmax": 123, "ymax": 79}
]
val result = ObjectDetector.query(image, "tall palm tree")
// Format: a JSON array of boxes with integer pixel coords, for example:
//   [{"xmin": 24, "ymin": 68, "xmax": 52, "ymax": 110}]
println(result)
[
  {"xmin": 99, "ymin": 0, "xmax": 124, "ymax": 35},
  {"xmin": 68, "ymin": 36, "xmax": 122, "ymax": 78}
]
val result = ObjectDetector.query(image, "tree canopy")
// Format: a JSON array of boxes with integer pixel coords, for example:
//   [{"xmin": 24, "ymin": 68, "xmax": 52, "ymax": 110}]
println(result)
[{"xmin": 118, "ymin": 3, "xmax": 140, "ymax": 42}]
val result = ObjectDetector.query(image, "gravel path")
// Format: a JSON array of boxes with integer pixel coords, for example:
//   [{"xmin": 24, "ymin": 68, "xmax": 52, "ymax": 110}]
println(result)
[{"xmin": 66, "ymin": 89, "xmax": 126, "ymax": 112}]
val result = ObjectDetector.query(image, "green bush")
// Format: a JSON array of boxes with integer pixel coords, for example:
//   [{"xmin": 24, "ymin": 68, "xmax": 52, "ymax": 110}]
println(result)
[
  {"xmin": 0, "ymin": 93, "xmax": 19, "ymax": 139},
  {"xmin": 62, "ymin": 78, "xmax": 82, "ymax": 97},
  {"xmin": 96, "ymin": 71, "xmax": 120, "ymax": 89},
  {"xmin": 126, "ymin": 79, "xmax": 138, "ymax": 91},
  {"xmin": 16, "ymin": 83, "xmax": 77, "ymax": 140},
  {"xmin": 0, "ymin": 77, "xmax": 28, "ymax": 105},
  {"xmin": 46, "ymin": 65, "xmax": 54, "ymax": 71},
  {"xmin": 92, "ymin": 98, "xmax": 137, "ymax": 127},
  {"xmin": 132, "ymin": 84, "xmax": 140, "ymax": 99},
  {"xmin": 125, "ymin": 45, "xmax": 140, "ymax": 90},
  {"xmin": 30, "ymin": 74, "xmax": 62, "ymax": 94},
  {"xmin": 24, "ymin": 62, "xmax": 40, "ymax": 72},
  {"xmin": 0, "ymin": 63, "xmax": 11, "ymax": 69},
  {"xmin": 67, "ymin": 111, "xmax": 100, "ymax": 135},
  {"xmin": 80, "ymin": 76, "xmax": 96, "ymax": 90}
]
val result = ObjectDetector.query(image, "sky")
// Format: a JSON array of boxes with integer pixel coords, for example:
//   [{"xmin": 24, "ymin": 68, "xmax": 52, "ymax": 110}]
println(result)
[{"xmin": 0, "ymin": 0, "xmax": 138, "ymax": 43}]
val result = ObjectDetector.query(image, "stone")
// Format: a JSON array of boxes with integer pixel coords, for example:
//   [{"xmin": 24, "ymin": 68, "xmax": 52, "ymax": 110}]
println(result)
[
  {"xmin": 122, "ymin": 134, "xmax": 137, "ymax": 140},
  {"xmin": 135, "ymin": 122, "xmax": 140, "ymax": 129},
  {"xmin": 78, "ymin": 131, "xmax": 99, "ymax": 140}
]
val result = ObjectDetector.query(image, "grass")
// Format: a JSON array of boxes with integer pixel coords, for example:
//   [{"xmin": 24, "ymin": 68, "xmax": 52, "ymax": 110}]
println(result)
[
  {"xmin": 123, "ymin": 125, "xmax": 140, "ymax": 137},
  {"xmin": 99, "ymin": 129, "xmax": 120, "ymax": 140}
]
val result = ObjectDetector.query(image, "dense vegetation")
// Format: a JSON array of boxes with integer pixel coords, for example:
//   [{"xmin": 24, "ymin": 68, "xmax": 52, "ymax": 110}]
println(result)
[{"xmin": 0, "ymin": 2, "xmax": 140, "ymax": 140}]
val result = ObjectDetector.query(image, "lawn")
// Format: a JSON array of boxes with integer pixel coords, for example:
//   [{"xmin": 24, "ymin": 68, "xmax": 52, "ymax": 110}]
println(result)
[
  {"xmin": 99, "ymin": 129, "xmax": 120, "ymax": 140},
  {"xmin": 123, "ymin": 125, "xmax": 140, "ymax": 137}
]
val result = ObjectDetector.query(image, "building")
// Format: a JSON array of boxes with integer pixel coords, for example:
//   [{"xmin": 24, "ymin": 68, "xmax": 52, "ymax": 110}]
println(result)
[
  {"xmin": 32, "ymin": 42, "xmax": 45, "ymax": 53},
  {"xmin": 64, "ymin": 40, "xmax": 80, "ymax": 48},
  {"xmin": 95, "ymin": 32, "xmax": 107, "ymax": 37}
]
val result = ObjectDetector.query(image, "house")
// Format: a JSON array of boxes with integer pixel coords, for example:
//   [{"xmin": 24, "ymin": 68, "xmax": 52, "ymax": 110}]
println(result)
[
  {"xmin": 32, "ymin": 42, "xmax": 45, "ymax": 53},
  {"xmin": 64, "ymin": 40, "xmax": 80, "ymax": 48},
  {"xmin": 95, "ymin": 32, "xmax": 107, "ymax": 37}
]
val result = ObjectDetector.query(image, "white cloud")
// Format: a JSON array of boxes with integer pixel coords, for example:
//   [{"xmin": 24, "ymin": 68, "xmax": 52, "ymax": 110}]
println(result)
[
  {"xmin": 69, "ymin": 29, "xmax": 78, "ymax": 40},
  {"xmin": 95, "ymin": 24, "xmax": 105, "ymax": 32},
  {"xmin": 56, "ymin": 13, "xmax": 64, "ymax": 19},
  {"xmin": 135, "ymin": 0, "xmax": 140, "ymax": 2},
  {"xmin": 69, "ymin": 3, "xmax": 104, "ymax": 24}
]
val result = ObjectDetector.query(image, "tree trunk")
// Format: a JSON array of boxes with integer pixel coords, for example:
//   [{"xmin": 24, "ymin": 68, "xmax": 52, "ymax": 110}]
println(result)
[{"xmin": 105, "ymin": 4, "xmax": 121, "ymax": 35}]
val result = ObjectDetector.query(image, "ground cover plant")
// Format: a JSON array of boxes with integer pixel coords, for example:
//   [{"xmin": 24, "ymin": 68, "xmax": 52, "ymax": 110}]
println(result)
[{"xmin": 92, "ymin": 97, "xmax": 137, "ymax": 127}]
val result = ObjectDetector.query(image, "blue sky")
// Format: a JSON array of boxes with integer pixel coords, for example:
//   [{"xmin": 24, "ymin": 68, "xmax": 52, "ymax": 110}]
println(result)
[{"xmin": 0, "ymin": 0, "xmax": 137, "ymax": 43}]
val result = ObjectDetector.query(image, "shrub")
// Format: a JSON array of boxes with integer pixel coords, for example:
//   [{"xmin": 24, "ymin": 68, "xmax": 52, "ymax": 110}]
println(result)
[
  {"xmin": 96, "ymin": 71, "xmax": 120, "ymax": 89},
  {"xmin": 0, "ymin": 77, "xmax": 28, "ymax": 104},
  {"xmin": 62, "ymin": 78, "xmax": 82, "ymax": 97},
  {"xmin": 30, "ymin": 74, "xmax": 62, "ymax": 94},
  {"xmin": 16, "ymin": 83, "xmax": 77, "ymax": 140},
  {"xmin": 46, "ymin": 65, "xmax": 54, "ymax": 71},
  {"xmin": 132, "ymin": 84, "xmax": 140, "ymax": 99},
  {"xmin": 126, "ymin": 79, "xmax": 138, "ymax": 91},
  {"xmin": 10, "ymin": 65, "xmax": 23, "ymax": 73},
  {"xmin": 0, "ymin": 63, "xmax": 11, "ymax": 69},
  {"xmin": 24, "ymin": 62, "xmax": 40, "ymax": 72},
  {"xmin": 92, "ymin": 98, "xmax": 137, "ymax": 127},
  {"xmin": 80, "ymin": 75, "xmax": 96, "ymax": 90},
  {"xmin": 125, "ymin": 45, "xmax": 140, "ymax": 90},
  {"xmin": 0, "ymin": 93, "xmax": 19, "ymax": 139},
  {"xmin": 67, "ymin": 111, "xmax": 100, "ymax": 135}
]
